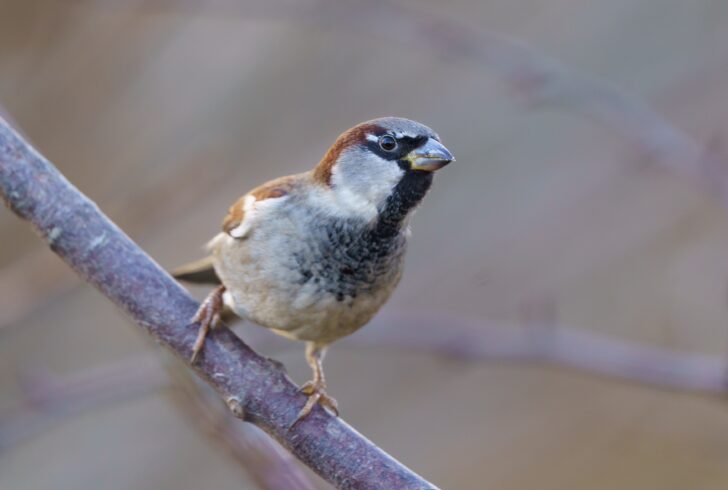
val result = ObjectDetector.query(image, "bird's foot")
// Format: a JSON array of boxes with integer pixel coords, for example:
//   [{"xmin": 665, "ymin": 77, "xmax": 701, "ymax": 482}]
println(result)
[
  {"xmin": 295, "ymin": 379, "xmax": 339, "ymax": 422},
  {"xmin": 190, "ymin": 286, "xmax": 225, "ymax": 363}
]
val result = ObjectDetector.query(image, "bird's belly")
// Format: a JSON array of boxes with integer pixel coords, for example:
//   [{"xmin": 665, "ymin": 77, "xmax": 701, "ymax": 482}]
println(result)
[{"xmin": 226, "ymin": 273, "xmax": 396, "ymax": 343}]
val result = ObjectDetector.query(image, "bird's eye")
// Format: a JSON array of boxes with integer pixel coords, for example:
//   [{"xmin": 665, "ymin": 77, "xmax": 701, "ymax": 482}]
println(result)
[{"xmin": 378, "ymin": 135, "xmax": 397, "ymax": 152}]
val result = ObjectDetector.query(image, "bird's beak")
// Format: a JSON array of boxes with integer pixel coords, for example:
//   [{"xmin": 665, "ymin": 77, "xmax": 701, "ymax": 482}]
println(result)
[{"xmin": 407, "ymin": 138, "xmax": 455, "ymax": 172}]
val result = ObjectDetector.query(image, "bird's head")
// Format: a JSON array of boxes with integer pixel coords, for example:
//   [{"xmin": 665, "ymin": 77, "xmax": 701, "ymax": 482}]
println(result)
[{"xmin": 313, "ymin": 117, "xmax": 454, "ymax": 221}]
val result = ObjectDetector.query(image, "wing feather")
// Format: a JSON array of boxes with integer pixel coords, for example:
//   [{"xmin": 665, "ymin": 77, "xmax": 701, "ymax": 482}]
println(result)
[{"xmin": 221, "ymin": 175, "xmax": 299, "ymax": 239}]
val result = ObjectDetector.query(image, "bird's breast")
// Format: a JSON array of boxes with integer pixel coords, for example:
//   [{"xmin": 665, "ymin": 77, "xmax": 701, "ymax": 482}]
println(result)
[
  {"xmin": 286, "ymin": 215, "xmax": 408, "ymax": 312},
  {"xmin": 214, "ymin": 209, "xmax": 408, "ymax": 342}
]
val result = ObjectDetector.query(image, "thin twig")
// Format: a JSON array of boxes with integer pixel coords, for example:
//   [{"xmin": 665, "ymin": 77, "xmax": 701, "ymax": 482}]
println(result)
[
  {"xmin": 233, "ymin": 310, "xmax": 728, "ymax": 395},
  {"xmin": 358, "ymin": 311, "xmax": 728, "ymax": 394},
  {"xmin": 0, "ymin": 118, "xmax": 437, "ymax": 489}
]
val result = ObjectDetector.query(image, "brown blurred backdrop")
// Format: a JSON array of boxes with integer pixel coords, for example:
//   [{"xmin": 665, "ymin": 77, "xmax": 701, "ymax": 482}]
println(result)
[{"xmin": 2, "ymin": 1, "xmax": 728, "ymax": 489}]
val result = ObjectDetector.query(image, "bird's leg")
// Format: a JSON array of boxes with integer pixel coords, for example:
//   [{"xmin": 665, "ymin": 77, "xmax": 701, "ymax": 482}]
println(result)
[
  {"xmin": 296, "ymin": 343, "xmax": 338, "ymax": 421},
  {"xmin": 190, "ymin": 285, "xmax": 225, "ymax": 363}
]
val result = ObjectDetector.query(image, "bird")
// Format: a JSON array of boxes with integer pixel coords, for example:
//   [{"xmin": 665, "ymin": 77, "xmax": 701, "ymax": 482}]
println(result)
[{"xmin": 173, "ymin": 117, "xmax": 454, "ymax": 422}]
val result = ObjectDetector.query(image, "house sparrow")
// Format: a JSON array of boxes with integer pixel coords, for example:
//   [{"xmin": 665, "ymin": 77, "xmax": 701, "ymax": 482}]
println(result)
[{"xmin": 173, "ymin": 117, "xmax": 453, "ymax": 421}]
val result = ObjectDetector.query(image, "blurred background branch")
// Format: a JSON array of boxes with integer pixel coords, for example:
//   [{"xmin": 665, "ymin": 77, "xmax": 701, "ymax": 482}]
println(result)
[
  {"xmin": 0, "ymin": 355, "xmax": 315, "ymax": 489},
  {"xmin": 78, "ymin": 0, "xmax": 716, "ymax": 174}
]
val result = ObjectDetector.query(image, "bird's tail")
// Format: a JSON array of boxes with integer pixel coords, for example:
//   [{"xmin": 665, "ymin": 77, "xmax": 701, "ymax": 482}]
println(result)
[{"xmin": 171, "ymin": 255, "xmax": 221, "ymax": 285}]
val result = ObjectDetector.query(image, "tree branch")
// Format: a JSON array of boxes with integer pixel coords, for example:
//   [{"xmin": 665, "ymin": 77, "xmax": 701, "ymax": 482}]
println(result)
[{"xmin": 0, "ymin": 118, "xmax": 437, "ymax": 489}]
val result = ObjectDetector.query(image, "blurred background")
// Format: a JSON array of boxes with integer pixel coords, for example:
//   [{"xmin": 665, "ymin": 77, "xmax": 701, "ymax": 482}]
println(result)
[{"xmin": 2, "ymin": 1, "xmax": 728, "ymax": 489}]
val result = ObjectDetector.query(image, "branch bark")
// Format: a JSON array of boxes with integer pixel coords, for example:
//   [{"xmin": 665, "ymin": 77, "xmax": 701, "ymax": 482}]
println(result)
[{"xmin": 0, "ymin": 118, "xmax": 437, "ymax": 489}]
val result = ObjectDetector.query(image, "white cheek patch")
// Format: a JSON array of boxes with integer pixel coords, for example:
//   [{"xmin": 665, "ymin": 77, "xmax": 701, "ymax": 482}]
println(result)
[
  {"xmin": 329, "ymin": 151, "xmax": 405, "ymax": 220},
  {"xmin": 329, "ymin": 164, "xmax": 379, "ymax": 220},
  {"xmin": 364, "ymin": 153, "xmax": 404, "ymax": 195},
  {"xmin": 228, "ymin": 194, "xmax": 288, "ymax": 239}
]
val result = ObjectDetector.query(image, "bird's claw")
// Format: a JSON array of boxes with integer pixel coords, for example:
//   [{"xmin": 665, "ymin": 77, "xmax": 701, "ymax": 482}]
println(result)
[
  {"xmin": 190, "ymin": 286, "xmax": 225, "ymax": 363},
  {"xmin": 295, "ymin": 380, "xmax": 339, "ymax": 423}
]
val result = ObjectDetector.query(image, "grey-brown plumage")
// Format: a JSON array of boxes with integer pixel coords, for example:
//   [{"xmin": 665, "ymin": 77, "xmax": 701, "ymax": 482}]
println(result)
[{"xmin": 174, "ymin": 117, "xmax": 453, "ymax": 421}]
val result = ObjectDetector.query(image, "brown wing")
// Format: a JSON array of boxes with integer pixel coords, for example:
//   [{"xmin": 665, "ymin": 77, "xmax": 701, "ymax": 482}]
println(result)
[{"xmin": 222, "ymin": 174, "xmax": 300, "ymax": 238}]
